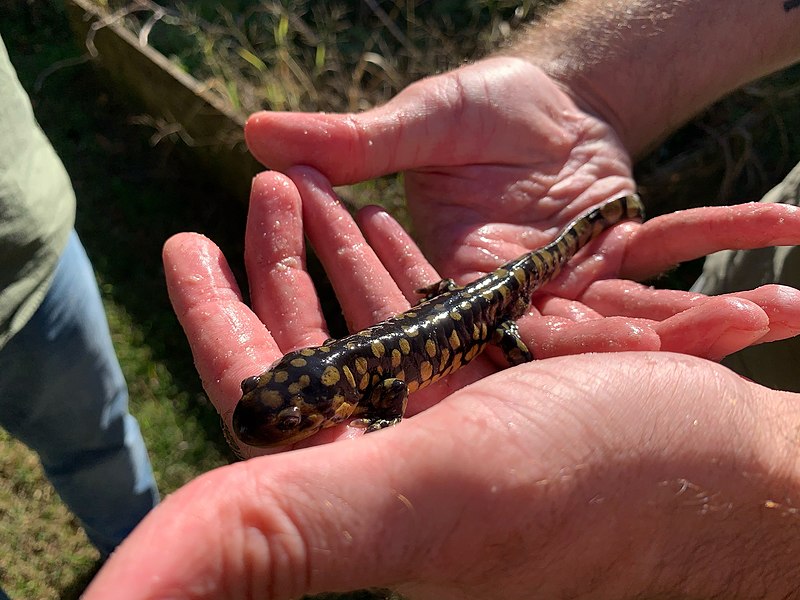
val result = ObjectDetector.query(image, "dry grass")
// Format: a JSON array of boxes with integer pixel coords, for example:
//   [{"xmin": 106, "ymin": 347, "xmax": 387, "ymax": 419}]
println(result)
[
  {"xmin": 93, "ymin": 0, "xmax": 800, "ymax": 214},
  {"xmin": 95, "ymin": 0, "xmax": 556, "ymax": 113}
]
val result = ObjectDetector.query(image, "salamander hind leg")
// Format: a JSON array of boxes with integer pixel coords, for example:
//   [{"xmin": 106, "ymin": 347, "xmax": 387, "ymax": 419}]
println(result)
[
  {"xmin": 358, "ymin": 378, "xmax": 409, "ymax": 433},
  {"xmin": 415, "ymin": 278, "xmax": 460, "ymax": 302},
  {"xmin": 493, "ymin": 320, "xmax": 533, "ymax": 366}
]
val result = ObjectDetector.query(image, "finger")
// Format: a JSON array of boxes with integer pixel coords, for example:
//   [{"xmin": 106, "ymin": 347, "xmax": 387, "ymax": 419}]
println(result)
[
  {"xmin": 163, "ymin": 234, "xmax": 277, "ymax": 425},
  {"xmin": 654, "ymin": 296, "xmax": 769, "ymax": 361},
  {"xmin": 288, "ymin": 166, "xmax": 410, "ymax": 330},
  {"xmin": 245, "ymin": 172, "xmax": 328, "ymax": 350},
  {"xmin": 244, "ymin": 76, "xmax": 471, "ymax": 184},
  {"xmin": 356, "ymin": 204, "xmax": 441, "ymax": 300},
  {"xmin": 245, "ymin": 58, "xmax": 563, "ymax": 185},
  {"xmin": 534, "ymin": 295, "xmax": 603, "ymax": 321},
  {"xmin": 580, "ymin": 279, "xmax": 706, "ymax": 321},
  {"xmin": 582, "ymin": 280, "xmax": 800, "ymax": 343},
  {"xmin": 517, "ymin": 312, "xmax": 662, "ymax": 357},
  {"xmin": 621, "ymin": 203, "xmax": 800, "ymax": 280},
  {"xmin": 81, "ymin": 418, "xmax": 469, "ymax": 599},
  {"xmin": 719, "ymin": 285, "xmax": 800, "ymax": 343},
  {"xmin": 547, "ymin": 222, "xmax": 639, "ymax": 299}
]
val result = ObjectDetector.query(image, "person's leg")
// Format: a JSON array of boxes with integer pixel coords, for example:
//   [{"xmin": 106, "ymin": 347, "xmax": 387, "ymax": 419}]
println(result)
[
  {"xmin": 691, "ymin": 162, "xmax": 800, "ymax": 391},
  {"xmin": 0, "ymin": 231, "xmax": 158, "ymax": 556}
]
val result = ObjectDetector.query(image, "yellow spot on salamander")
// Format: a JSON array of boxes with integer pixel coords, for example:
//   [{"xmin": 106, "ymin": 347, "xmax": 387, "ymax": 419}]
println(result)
[
  {"xmin": 258, "ymin": 389, "xmax": 284, "ymax": 409},
  {"xmin": 290, "ymin": 357, "xmax": 307, "ymax": 368},
  {"xmin": 449, "ymin": 330, "xmax": 461, "ymax": 350},
  {"xmin": 358, "ymin": 373, "xmax": 370, "ymax": 391},
  {"xmin": 465, "ymin": 345, "xmax": 481, "ymax": 362},
  {"xmin": 371, "ymin": 340, "xmax": 386, "ymax": 358},
  {"xmin": 274, "ymin": 370, "xmax": 289, "ymax": 384},
  {"xmin": 440, "ymin": 347, "xmax": 451, "ymax": 366},
  {"xmin": 333, "ymin": 397, "xmax": 356, "ymax": 420},
  {"xmin": 321, "ymin": 366, "xmax": 341, "ymax": 386},
  {"xmin": 530, "ymin": 253, "xmax": 544, "ymax": 274},
  {"xmin": 449, "ymin": 310, "xmax": 462, "ymax": 321},
  {"xmin": 342, "ymin": 365, "xmax": 356, "ymax": 388},
  {"xmin": 419, "ymin": 361, "xmax": 433, "ymax": 381},
  {"xmin": 391, "ymin": 349, "xmax": 402, "ymax": 368},
  {"xmin": 355, "ymin": 357, "xmax": 368, "ymax": 375},
  {"xmin": 425, "ymin": 339, "xmax": 437, "ymax": 358},
  {"xmin": 288, "ymin": 374, "xmax": 312, "ymax": 394},
  {"xmin": 407, "ymin": 380, "xmax": 420, "ymax": 393},
  {"xmin": 399, "ymin": 339, "xmax": 411, "ymax": 355},
  {"xmin": 513, "ymin": 268, "xmax": 525, "ymax": 285},
  {"xmin": 300, "ymin": 348, "xmax": 317, "ymax": 356},
  {"xmin": 472, "ymin": 324, "xmax": 481, "ymax": 340}
]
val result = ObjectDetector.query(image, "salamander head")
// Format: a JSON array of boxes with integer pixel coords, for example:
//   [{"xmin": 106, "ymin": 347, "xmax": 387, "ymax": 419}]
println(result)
[{"xmin": 232, "ymin": 348, "xmax": 359, "ymax": 447}]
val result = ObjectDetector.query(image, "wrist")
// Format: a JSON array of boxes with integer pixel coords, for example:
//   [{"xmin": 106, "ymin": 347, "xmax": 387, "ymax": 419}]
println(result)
[
  {"xmin": 597, "ymin": 376, "xmax": 800, "ymax": 598},
  {"xmin": 502, "ymin": 0, "xmax": 800, "ymax": 157},
  {"xmin": 518, "ymin": 355, "xmax": 800, "ymax": 599}
]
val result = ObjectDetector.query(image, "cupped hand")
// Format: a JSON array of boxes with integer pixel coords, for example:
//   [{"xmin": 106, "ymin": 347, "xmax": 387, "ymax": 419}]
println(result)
[
  {"xmin": 84, "ymin": 340, "xmax": 800, "ymax": 599},
  {"xmin": 164, "ymin": 167, "xmax": 800, "ymax": 458},
  {"xmin": 243, "ymin": 56, "xmax": 800, "ymax": 361},
  {"xmin": 244, "ymin": 56, "xmax": 637, "ymax": 280},
  {"xmin": 81, "ymin": 168, "xmax": 800, "ymax": 599}
]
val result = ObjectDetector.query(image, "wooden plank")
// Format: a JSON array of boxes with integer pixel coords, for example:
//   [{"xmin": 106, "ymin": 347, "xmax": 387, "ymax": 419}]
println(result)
[{"xmin": 66, "ymin": 0, "xmax": 261, "ymax": 202}]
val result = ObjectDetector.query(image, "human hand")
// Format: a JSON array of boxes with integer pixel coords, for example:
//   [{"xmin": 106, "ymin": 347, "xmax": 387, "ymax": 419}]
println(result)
[
  {"xmin": 81, "ymin": 168, "xmax": 800, "ymax": 599},
  {"xmin": 164, "ymin": 166, "xmax": 799, "ymax": 456},
  {"xmin": 244, "ymin": 56, "xmax": 634, "ymax": 281},
  {"xmin": 84, "ymin": 326, "xmax": 800, "ymax": 599},
  {"xmin": 242, "ymin": 56, "xmax": 800, "ymax": 361}
]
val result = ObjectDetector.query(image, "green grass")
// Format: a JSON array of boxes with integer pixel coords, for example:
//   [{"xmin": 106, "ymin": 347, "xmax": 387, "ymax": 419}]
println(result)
[
  {"xmin": 1, "ymin": 1, "xmax": 799, "ymax": 598},
  {"xmin": 1, "ymin": 4, "xmax": 237, "ymax": 598}
]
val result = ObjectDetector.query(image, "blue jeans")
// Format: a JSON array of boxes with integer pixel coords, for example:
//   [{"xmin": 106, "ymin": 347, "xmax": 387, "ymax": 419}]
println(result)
[{"xmin": 0, "ymin": 231, "xmax": 159, "ymax": 558}]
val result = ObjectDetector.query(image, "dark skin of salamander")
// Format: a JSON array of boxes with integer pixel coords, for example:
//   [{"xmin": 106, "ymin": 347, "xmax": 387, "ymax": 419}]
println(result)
[{"xmin": 232, "ymin": 194, "xmax": 644, "ymax": 448}]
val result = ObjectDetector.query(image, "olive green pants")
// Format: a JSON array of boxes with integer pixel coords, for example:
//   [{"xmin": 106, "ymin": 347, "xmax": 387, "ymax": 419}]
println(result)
[{"xmin": 691, "ymin": 161, "xmax": 800, "ymax": 391}]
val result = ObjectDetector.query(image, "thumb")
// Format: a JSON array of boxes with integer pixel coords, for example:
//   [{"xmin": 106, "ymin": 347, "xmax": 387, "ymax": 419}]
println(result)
[
  {"xmin": 243, "ymin": 57, "xmax": 550, "ymax": 184},
  {"xmin": 81, "ymin": 423, "xmax": 466, "ymax": 599},
  {"xmin": 244, "ymin": 83, "xmax": 462, "ymax": 185}
]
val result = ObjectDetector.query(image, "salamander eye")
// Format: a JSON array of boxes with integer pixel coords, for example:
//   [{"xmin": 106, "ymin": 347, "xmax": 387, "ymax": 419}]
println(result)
[
  {"xmin": 276, "ymin": 406, "xmax": 302, "ymax": 431},
  {"xmin": 240, "ymin": 375, "xmax": 260, "ymax": 394}
]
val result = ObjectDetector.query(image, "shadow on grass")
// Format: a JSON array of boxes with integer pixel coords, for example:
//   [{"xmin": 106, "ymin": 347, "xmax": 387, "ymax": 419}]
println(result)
[
  {"xmin": 6, "ymin": 7, "xmax": 244, "ymax": 460},
  {"xmin": 60, "ymin": 559, "xmax": 104, "ymax": 600},
  {"xmin": 2, "ymin": 7, "xmax": 356, "ymax": 598}
]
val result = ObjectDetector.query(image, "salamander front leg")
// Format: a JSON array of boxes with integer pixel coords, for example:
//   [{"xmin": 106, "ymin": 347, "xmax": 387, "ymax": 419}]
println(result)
[
  {"xmin": 415, "ymin": 278, "xmax": 460, "ymax": 302},
  {"xmin": 360, "ymin": 378, "xmax": 409, "ymax": 433},
  {"xmin": 493, "ymin": 320, "xmax": 533, "ymax": 366}
]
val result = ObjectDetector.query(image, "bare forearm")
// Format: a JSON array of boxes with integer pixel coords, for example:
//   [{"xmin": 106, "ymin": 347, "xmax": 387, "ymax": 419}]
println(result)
[{"xmin": 506, "ymin": 0, "xmax": 800, "ymax": 156}]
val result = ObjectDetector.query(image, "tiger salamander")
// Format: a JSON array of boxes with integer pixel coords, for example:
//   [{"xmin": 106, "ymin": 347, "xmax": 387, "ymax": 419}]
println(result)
[{"xmin": 233, "ymin": 194, "xmax": 644, "ymax": 447}]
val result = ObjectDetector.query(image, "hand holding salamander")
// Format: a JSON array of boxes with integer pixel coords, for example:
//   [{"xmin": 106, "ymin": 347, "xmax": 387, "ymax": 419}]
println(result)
[
  {"xmin": 166, "ymin": 168, "xmax": 800, "ymax": 457},
  {"xmin": 233, "ymin": 194, "xmax": 645, "ymax": 447}
]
